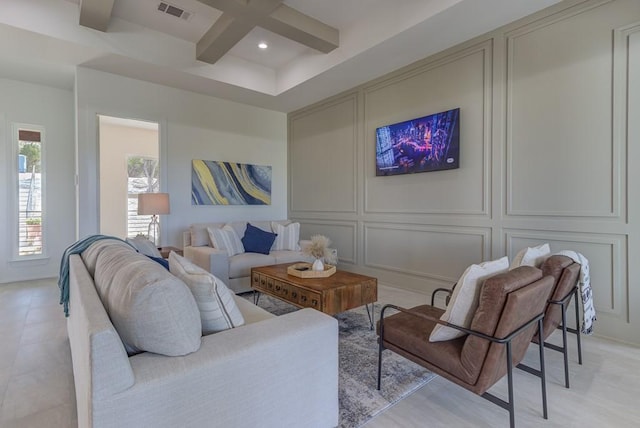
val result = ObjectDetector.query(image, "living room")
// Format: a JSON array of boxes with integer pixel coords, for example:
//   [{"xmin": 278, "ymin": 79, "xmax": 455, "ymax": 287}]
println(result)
[{"xmin": 1, "ymin": 0, "xmax": 639, "ymax": 427}]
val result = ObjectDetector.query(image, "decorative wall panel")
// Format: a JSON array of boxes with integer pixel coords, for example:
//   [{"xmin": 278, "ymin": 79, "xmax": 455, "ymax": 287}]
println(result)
[
  {"xmin": 506, "ymin": 4, "xmax": 621, "ymax": 217},
  {"xmin": 364, "ymin": 223, "xmax": 490, "ymax": 283},
  {"xmin": 298, "ymin": 220, "xmax": 357, "ymax": 264},
  {"xmin": 289, "ymin": 94, "xmax": 358, "ymax": 213}
]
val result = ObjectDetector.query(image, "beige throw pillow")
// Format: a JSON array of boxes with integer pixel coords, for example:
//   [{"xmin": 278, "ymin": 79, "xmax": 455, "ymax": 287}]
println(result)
[
  {"xmin": 169, "ymin": 252, "xmax": 245, "ymax": 335},
  {"xmin": 510, "ymin": 243, "xmax": 551, "ymax": 270},
  {"xmin": 429, "ymin": 256, "xmax": 509, "ymax": 342}
]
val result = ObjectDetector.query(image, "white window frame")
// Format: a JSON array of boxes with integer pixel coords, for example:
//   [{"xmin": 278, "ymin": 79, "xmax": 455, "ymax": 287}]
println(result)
[{"xmin": 12, "ymin": 123, "xmax": 47, "ymax": 261}]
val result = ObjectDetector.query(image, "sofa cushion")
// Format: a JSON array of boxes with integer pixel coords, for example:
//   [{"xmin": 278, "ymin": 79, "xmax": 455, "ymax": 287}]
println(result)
[
  {"xmin": 81, "ymin": 239, "xmax": 132, "ymax": 277},
  {"xmin": 90, "ymin": 242, "xmax": 202, "ymax": 356},
  {"xmin": 190, "ymin": 222, "xmax": 225, "ymax": 247},
  {"xmin": 208, "ymin": 225, "xmax": 245, "ymax": 257},
  {"xmin": 242, "ymin": 223, "xmax": 277, "ymax": 255},
  {"xmin": 271, "ymin": 222, "xmax": 300, "ymax": 251},
  {"xmin": 169, "ymin": 253, "xmax": 245, "ymax": 334},
  {"xmin": 429, "ymin": 256, "xmax": 509, "ymax": 342},
  {"xmin": 510, "ymin": 243, "xmax": 550, "ymax": 269},
  {"xmin": 229, "ymin": 252, "xmax": 276, "ymax": 279},
  {"xmin": 126, "ymin": 236, "xmax": 161, "ymax": 258}
]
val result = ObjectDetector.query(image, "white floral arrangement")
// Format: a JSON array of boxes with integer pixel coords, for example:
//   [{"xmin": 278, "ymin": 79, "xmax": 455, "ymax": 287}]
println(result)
[{"xmin": 303, "ymin": 234, "xmax": 337, "ymax": 265}]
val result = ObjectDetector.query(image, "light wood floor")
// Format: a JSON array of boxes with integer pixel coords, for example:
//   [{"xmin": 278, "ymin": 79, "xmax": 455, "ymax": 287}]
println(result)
[{"xmin": 0, "ymin": 279, "xmax": 639, "ymax": 427}]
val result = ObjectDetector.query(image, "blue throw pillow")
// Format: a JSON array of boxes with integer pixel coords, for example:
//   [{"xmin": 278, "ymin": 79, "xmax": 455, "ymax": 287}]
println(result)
[
  {"xmin": 242, "ymin": 223, "xmax": 277, "ymax": 255},
  {"xmin": 147, "ymin": 255, "xmax": 170, "ymax": 270}
]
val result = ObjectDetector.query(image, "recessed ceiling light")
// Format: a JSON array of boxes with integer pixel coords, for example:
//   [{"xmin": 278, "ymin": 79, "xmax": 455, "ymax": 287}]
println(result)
[{"xmin": 258, "ymin": 42, "xmax": 268, "ymax": 49}]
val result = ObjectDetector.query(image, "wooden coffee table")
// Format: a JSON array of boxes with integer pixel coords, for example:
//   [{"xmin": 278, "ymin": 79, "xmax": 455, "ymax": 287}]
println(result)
[{"xmin": 251, "ymin": 263, "xmax": 378, "ymax": 329}]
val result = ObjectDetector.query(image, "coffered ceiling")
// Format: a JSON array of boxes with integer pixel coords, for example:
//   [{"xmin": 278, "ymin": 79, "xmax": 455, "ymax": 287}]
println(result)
[{"xmin": 0, "ymin": 0, "xmax": 561, "ymax": 112}]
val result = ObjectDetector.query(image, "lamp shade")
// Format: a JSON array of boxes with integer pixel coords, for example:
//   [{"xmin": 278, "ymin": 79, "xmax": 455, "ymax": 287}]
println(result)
[{"xmin": 137, "ymin": 193, "xmax": 170, "ymax": 215}]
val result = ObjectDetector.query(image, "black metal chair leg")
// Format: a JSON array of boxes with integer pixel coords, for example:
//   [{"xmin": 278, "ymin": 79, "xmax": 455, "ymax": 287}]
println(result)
[
  {"xmin": 561, "ymin": 306, "xmax": 570, "ymax": 388},
  {"xmin": 574, "ymin": 288, "xmax": 583, "ymax": 365},
  {"xmin": 538, "ymin": 319, "xmax": 548, "ymax": 419},
  {"xmin": 377, "ymin": 316, "xmax": 384, "ymax": 390},
  {"xmin": 506, "ymin": 341, "xmax": 515, "ymax": 428}
]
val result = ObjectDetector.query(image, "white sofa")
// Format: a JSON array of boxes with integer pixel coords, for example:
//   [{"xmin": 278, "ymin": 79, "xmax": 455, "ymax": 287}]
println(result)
[
  {"xmin": 67, "ymin": 239, "xmax": 339, "ymax": 428},
  {"xmin": 183, "ymin": 220, "xmax": 313, "ymax": 294}
]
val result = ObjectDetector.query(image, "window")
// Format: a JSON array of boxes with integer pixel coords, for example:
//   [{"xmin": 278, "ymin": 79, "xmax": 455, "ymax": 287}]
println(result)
[
  {"xmin": 16, "ymin": 126, "xmax": 45, "ymax": 257},
  {"xmin": 127, "ymin": 156, "xmax": 159, "ymax": 238}
]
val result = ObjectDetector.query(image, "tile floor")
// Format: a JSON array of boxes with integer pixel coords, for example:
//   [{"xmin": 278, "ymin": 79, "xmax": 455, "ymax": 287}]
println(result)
[{"xmin": 1, "ymin": 278, "xmax": 639, "ymax": 427}]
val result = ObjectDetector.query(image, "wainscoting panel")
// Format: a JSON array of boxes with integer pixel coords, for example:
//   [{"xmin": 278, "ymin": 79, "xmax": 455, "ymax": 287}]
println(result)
[
  {"xmin": 298, "ymin": 220, "xmax": 357, "ymax": 265},
  {"xmin": 505, "ymin": 230, "xmax": 626, "ymax": 321},
  {"xmin": 364, "ymin": 223, "xmax": 490, "ymax": 283},
  {"xmin": 289, "ymin": 94, "xmax": 358, "ymax": 214},
  {"xmin": 362, "ymin": 42, "xmax": 491, "ymax": 216},
  {"xmin": 506, "ymin": 2, "xmax": 622, "ymax": 218}
]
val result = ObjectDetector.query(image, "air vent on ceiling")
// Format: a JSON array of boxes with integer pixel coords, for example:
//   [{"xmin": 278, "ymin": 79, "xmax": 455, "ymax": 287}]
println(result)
[{"xmin": 157, "ymin": 2, "xmax": 191, "ymax": 21}]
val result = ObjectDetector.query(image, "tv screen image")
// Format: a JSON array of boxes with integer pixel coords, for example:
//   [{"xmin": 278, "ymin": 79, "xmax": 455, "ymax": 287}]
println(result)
[{"xmin": 375, "ymin": 107, "xmax": 460, "ymax": 176}]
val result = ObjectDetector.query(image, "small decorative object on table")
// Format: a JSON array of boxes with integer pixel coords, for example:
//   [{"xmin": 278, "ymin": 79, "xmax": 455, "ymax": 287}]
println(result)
[{"xmin": 303, "ymin": 234, "xmax": 337, "ymax": 271}]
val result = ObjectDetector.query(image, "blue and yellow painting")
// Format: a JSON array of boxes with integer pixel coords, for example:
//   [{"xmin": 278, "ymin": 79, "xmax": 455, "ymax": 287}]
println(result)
[{"xmin": 191, "ymin": 160, "xmax": 272, "ymax": 205}]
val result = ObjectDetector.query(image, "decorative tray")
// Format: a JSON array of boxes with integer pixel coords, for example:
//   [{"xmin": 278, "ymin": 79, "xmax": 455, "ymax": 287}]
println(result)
[{"xmin": 287, "ymin": 262, "xmax": 336, "ymax": 278}]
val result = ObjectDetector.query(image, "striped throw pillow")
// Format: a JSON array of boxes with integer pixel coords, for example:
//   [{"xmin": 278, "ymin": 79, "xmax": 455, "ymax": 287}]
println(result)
[
  {"xmin": 207, "ymin": 225, "xmax": 245, "ymax": 257},
  {"xmin": 169, "ymin": 253, "xmax": 245, "ymax": 335},
  {"xmin": 271, "ymin": 222, "xmax": 300, "ymax": 251}
]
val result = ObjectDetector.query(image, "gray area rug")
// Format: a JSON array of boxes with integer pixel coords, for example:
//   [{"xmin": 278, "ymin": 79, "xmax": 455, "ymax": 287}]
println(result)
[{"xmin": 244, "ymin": 293, "xmax": 437, "ymax": 428}]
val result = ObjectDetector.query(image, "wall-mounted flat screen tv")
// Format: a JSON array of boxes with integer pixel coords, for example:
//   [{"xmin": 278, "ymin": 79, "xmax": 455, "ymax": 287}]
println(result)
[{"xmin": 375, "ymin": 107, "xmax": 460, "ymax": 176}]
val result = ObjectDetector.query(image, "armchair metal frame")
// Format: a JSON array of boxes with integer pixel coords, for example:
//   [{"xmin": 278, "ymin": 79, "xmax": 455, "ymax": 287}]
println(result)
[
  {"xmin": 518, "ymin": 285, "xmax": 583, "ymax": 388},
  {"xmin": 377, "ymin": 304, "xmax": 548, "ymax": 428},
  {"xmin": 430, "ymin": 287, "xmax": 453, "ymax": 306}
]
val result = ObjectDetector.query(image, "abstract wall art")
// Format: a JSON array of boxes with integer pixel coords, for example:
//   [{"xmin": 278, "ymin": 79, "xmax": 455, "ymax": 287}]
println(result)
[{"xmin": 191, "ymin": 159, "xmax": 272, "ymax": 205}]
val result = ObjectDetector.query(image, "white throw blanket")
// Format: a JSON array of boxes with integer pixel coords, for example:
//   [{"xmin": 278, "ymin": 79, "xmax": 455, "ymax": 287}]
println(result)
[{"xmin": 556, "ymin": 250, "xmax": 596, "ymax": 334}]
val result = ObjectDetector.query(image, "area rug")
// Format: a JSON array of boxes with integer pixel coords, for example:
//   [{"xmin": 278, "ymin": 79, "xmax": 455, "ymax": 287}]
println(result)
[{"xmin": 243, "ymin": 294, "xmax": 437, "ymax": 428}]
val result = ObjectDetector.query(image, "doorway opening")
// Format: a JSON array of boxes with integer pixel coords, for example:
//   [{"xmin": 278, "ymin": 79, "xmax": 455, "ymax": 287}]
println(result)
[{"xmin": 98, "ymin": 115, "xmax": 160, "ymax": 239}]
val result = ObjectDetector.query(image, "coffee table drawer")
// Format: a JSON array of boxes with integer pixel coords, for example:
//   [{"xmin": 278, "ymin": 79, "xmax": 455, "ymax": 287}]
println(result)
[
  {"xmin": 273, "ymin": 280, "xmax": 290, "ymax": 299},
  {"xmin": 253, "ymin": 273, "xmax": 271, "ymax": 292},
  {"xmin": 297, "ymin": 289, "xmax": 321, "ymax": 310}
]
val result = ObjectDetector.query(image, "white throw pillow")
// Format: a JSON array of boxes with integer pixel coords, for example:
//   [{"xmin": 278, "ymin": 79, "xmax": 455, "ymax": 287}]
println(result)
[
  {"xmin": 429, "ymin": 256, "xmax": 509, "ymax": 342},
  {"xmin": 126, "ymin": 236, "xmax": 162, "ymax": 258},
  {"xmin": 169, "ymin": 252, "xmax": 245, "ymax": 334},
  {"xmin": 271, "ymin": 222, "xmax": 300, "ymax": 251},
  {"xmin": 207, "ymin": 225, "xmax": 245, "ymax": 257},
  {"xmin": 510, "ymin": 243, "xmax": 551, "ymax": 270}
]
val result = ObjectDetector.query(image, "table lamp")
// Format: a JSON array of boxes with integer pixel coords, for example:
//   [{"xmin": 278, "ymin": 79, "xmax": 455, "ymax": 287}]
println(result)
[{"xmin": 137, "ymin": 193, "xmax": 170, "ymax": 246}]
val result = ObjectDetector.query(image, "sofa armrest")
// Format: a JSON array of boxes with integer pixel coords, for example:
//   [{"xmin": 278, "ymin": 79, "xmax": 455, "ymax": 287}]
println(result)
[
  {"xmin": 183, "ymin": 245, "xmax": 229, "ymax": 282},
  {"xmin": 95, "ymin": 309, "xmax": 339, "ymax": 428}
]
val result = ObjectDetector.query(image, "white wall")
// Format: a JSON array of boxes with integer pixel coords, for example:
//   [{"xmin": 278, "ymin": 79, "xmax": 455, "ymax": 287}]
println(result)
[
  {"xmin": 288, "ymin": 0, "xmax": 640, "ymax": 344},
  {"xmin": 76, "ymin": 68, "xmax": 288, "ymax": 247},
  {"xmin": 0, "ymin": 78, "xmax": 75, "ymax": 283}
]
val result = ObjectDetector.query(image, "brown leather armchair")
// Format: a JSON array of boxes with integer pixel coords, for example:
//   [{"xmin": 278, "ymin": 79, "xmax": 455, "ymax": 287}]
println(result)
[
  {"xmin": 377, "ymin": 266, "xmax": 554, "ymax": 428},
  {"xmin": 518, "ymin": 255, "xmax": 582, "ymax": 388}
]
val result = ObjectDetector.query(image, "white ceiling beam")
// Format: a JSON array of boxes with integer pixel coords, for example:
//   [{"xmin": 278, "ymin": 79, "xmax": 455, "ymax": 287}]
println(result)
[
  {"xmin": 79, "ymin": 0, "xmax": 115, "ymax": 32},
  {"xmin": 263, "ymin": 4, "xmax": 338, "ymax": 54},
  {"xmin": 196, "ymin": 0, "xmax": 339, "ymax": 65},
  {"xmin": 196, "ymin": 0, "xmax": 282, "ymax": 64},
  {"xmin": 196, "ymin": 13, "xmax": 255, "ymax": 64}
]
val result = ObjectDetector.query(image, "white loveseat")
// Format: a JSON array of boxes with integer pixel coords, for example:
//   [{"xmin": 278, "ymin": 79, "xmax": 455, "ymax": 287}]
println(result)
[
  {"xmin": 66, "ymin": 239, "xmax": 339, "ymax": 428},
  {"xmin": 183, "ymin": 220, "xmax": 313, "ymax": 294}
]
